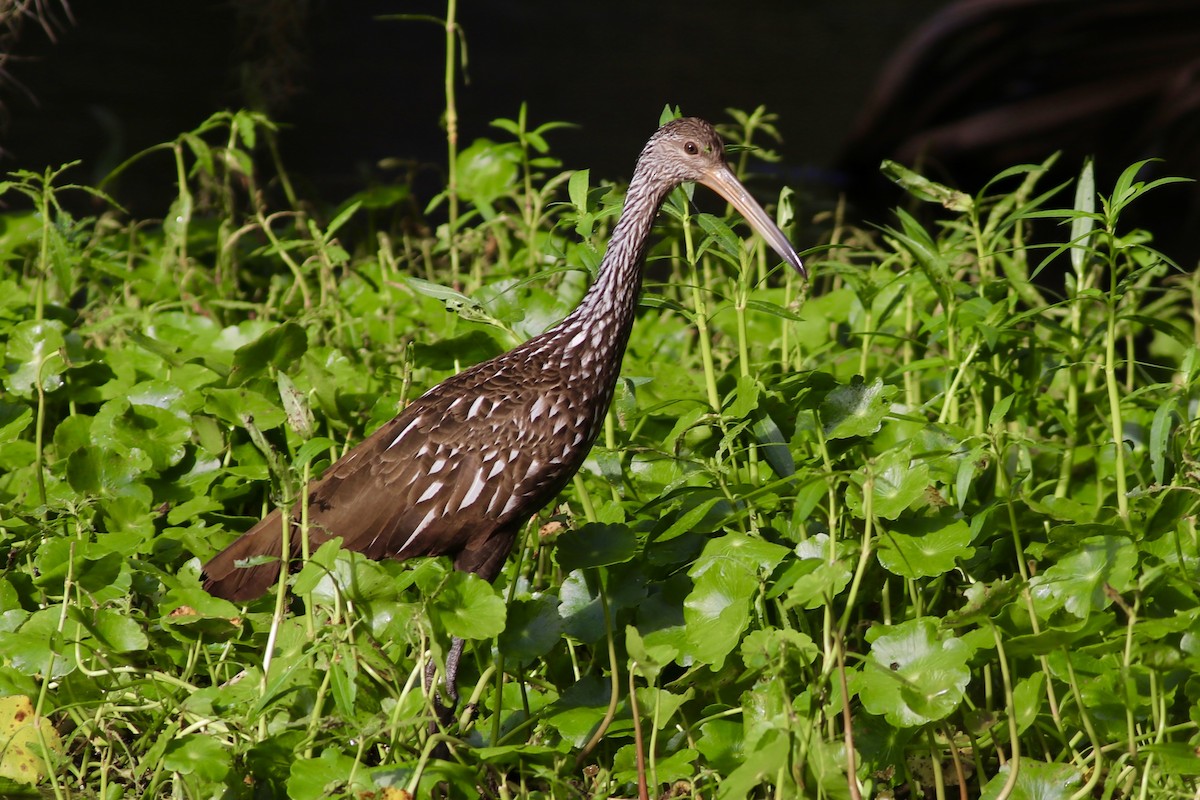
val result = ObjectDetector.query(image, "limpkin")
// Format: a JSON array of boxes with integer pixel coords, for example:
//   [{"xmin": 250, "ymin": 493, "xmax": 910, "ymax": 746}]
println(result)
[{"xmin": 202, "ymin": 117, "xmax": 805, "ymax": 715}]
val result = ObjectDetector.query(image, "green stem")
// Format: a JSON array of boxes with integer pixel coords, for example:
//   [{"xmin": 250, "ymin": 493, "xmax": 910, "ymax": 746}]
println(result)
[
  {"xmin": 443, "ymin": 0, "xmax": 461, "ymax": 286},
  {"xmin": 991, "ymin": 625, "xmax": 1021, "ymax": 798},
  {"xmin": 684, "ymin": 220, "xmax": 721, "ymax": 412},
  {"xmin": 576, "ymin": 573, "xmax": 620, "ymax": 766},
  {"xmin": 1104, "ymin": 297, "xmax": 1130, "ymax": 523},
  {"xmin": 35, "ymin": 172, "xmax": 51, "ymax": 322}
]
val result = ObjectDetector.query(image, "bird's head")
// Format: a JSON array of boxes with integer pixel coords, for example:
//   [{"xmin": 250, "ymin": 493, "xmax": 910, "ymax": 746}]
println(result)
[{"xmin": 641, "ymin": 117, "xmax": 806, "ymax": 278}]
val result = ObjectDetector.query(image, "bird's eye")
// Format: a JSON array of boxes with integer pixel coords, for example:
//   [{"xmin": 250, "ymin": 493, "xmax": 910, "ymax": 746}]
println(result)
[{"xmin": 684, "ymin": 141, "xmax": 699, "ymax": 155}]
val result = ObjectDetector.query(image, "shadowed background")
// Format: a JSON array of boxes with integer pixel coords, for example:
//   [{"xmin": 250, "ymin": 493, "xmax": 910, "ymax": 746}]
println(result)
[{"xmin": 2, "ymin": 0, "xmax": 1198, "ymax": 265}]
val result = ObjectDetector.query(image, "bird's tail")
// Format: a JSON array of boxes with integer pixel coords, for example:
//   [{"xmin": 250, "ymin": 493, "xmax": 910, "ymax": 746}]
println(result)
[{"xmin": 202, "ymin": 508, "xmax": 292, "ymax": 601}]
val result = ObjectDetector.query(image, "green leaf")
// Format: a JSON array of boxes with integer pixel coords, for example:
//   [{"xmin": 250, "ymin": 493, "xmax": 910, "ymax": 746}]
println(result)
[
  {"xmin": 287, "ymin": 749, "xmax": 362, "ymax": 800},
  {"xmin": 778, "ymin": 535, "xmax": 854, "ymax": 610},
  {"xmin": 988, "ymin": 393, "xmax": 1014, "ymax": 428},
  {"xmin": 555, "ymin": 522, "xmax": 637, "ymax": 571},
  {"xmin": 1149, "ymin": 397, "xmax": 1175, "ymax": 485},
  {"xmin": 162, "ymin": 734, "xmax": 231, "ymax": 782},
  {"xmin": 91, "ymin": 397, "xmax": 191, "ymax": 472},
  {"xmin": 89, "ymin": 609, "xmax": 149, "ymax": 654},
  {"xmin": 877, "ymin": 516, "xmax": 974, "ymax": 579},
  {"xmin": 430, "ymin": 571, "xmax": 506, "ymax": 640},
  {"xmin": 1070, "ymin": 159, "xmax": 1096, "ymax": 273},
  {"xmin": 1029, "ymin": 534, "xmax": 1136, "ymax": 618},
  {"xmin": 853, "ymin": 457, "xmax": 930, "ymax": 520},
  {"xmin": 204, "ymin": 386, "xmax": 287, "ymax": 430},
  {"xmin": 752, "ymin": 414, "xmax": 794, "ymax": 477},
  {"xmin": 979, "ymin": 760, "xmax": 1080, "ymax": 800},
  {"xmin": 821, "ymin": 376, "xmax": 892, "ymax": 439},
  {"xmin": 696, "ymin": 213, "xmax": 742, "ymax": 260},
  {"xmin": 615, "ymin": 743, "xmax": 697, "ymax": 785},
  {"xmin": 323, "ymin": 200, "xmax": 361, "ymax": 239},
  {"xmin": 4, "ymin": 319, "xmax": 70, "ymax": 397},
  {"xmin": 1140, "ymin": 743, "xmax": 1200, "ymax": 776},
  {"xmin": 411, "ymin": 330, "xmax": 504, "ymax": 369},
  {"xmin": 744, "ymin": 298, "xmax": 805, "ymax": 322},
  {"xmin": 625, "ymin": 625, "xmax": 678, "ymax": 680},
  {"xmin": 726, "ymin": 374, "xmax": 760, "ymax": 419},
  {"xmin": 228, "ymin": 322, "xmax": 307, "ymax": 386},
  {"xmin": 499, "ymin": 595, "xmax": 563, "ymax": 663},
  {"xmin": 558, "ymin": 570, "xmax": 603, "ymax": 643},
  {"xmin": 696, "ymin": 718, "xmax": 743, "ymax": 775},
  {"xmin": 455, "ymin": 138, "xmax": 521, "ymax": 208},
  {"xmin": 568, "ymin": 168, "xmax": 589, "ymax": 212},
  {"xmin": 653, "ymin": 492, "xmax": 723, "ymax": 543},
  {"xmin": 543, "ymin": 675, "xmax": 611, "ymax": 747},
  {"xmin": 852, "ymin": 618, "xmax": 971, "ymax": 727},
  {"xmin": 684, "ymin": 533, "xmax": 787, "ymax": 669},
  {"xmin": 277, "ymin": 370, "xmax": 314, "ymax": 439},
  {"xmin": 716, "ymin": 728, "xmax": 791, "ymax": 800},
  {"xmin": 0, "ymin": 403, "xmax": 32, "ymax": 442},
  {"xmin": 1013, "ymin": 672, "xmax": 1045, "ymax": 735},
  {"xmin": 35, "ymin": 539, "xmax": 123, "ymax": 594},
  {"xmin": 881, "ymin": 160, "xmax": 973, "ymax": 212},
  {"xmin": 740, "ymin": 627, "xmax": 817, "ymax": 672}
]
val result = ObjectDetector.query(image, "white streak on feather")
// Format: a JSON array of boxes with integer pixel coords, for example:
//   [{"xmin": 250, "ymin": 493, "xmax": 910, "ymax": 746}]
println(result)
[
  {"xmin": 387, "ymin": 415, "xmax": 422, "ymax": 450},
  {"xmin": 501, "ymin": 494, "xmax": 522, "ymax": 516},
  {"xmin": 398, "ymin": 508, "xmax": 437, "ymax": 551},
  {"xmin": 488, "ymin": 459, "xmax": 506, "ymax": 479},
  {"xmin": 467, "ymin": 395, "xmax": 487, "ymax": 419},
  {"xmin": 460, "ymin": 470, "xmax": 487, "ymax": 510},
  {"xmin": 530, "ymin": 395, "xmax": 549, "ymax": 420},
  {"xmin": 417, "ymin": 481, "xmax": 442, "ymax": 503}
]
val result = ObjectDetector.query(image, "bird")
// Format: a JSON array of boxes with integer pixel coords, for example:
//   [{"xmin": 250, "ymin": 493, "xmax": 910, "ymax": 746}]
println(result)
[{"xmin": 202, "ymin": 116, "xmax": 805, "ymax": 722}]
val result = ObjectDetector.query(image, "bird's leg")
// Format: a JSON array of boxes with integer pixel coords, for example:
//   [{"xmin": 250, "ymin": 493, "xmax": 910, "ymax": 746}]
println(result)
[
  {"xmin": 425, "ymin": 637, "xmax": 465, "ymax": 735},
  {"xmin": 443, "ymin": 636, "xmax": 464, "ymax": 706}
]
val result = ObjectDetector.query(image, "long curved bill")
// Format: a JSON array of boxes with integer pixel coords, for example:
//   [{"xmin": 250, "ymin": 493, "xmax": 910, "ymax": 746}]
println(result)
[{"xmin": 698, "ymin": 163, "xmax": 806, "ymax": 278}]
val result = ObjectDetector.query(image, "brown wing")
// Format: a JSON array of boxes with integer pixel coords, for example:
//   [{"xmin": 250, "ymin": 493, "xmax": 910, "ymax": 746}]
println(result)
[{"xmin": 202, "ymin": 355, "xmax": 598, "ymax": 600}]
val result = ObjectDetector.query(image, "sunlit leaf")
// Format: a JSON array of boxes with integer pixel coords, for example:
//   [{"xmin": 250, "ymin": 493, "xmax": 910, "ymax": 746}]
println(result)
[
  {"xmin": 430, "ymin": 571, "xmax": 506, "ymax": 640},
  {"xmin": 456, "ymin": 138, "xmax": 521, "ymax": 209},
  {"xmin": 979, "ymin": 760, "xmax": 1080, "ymax": 800},
  {"xmin": 1029, "ymin": 534, "xmax": 1137, "ymax": 618},
  {"xmin": 877, "ymin": 516, "xmax": 973, "ymax": 579},
  {"xmin": 4, "ymin": 320, "xmax": 72, "ymax": 397},
  {"xmin": 821, "ymin": 376, "xmax": 893, "ymax": 439},
  {"xmin": 852, "ymin": 618, "xmax": 972, "ymax": 727},
  {"xmin": 228, "ymin": 322, "xmax": 307, "ymax": 387},
  {"xmin": 683, "ymin": 533, "xmax": 787, "ymax": 669}
]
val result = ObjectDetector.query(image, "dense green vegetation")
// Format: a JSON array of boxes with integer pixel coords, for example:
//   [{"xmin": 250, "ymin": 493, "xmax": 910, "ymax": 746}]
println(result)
[{"xmin": 0, "ymin": 91, "xmax": 1198, "ymax": 800}]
